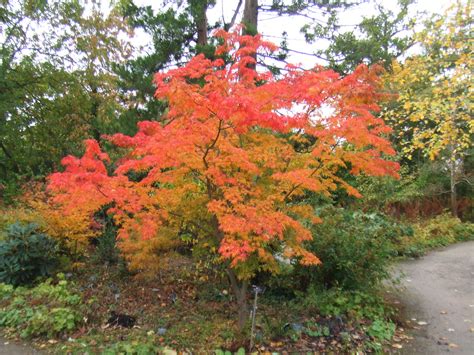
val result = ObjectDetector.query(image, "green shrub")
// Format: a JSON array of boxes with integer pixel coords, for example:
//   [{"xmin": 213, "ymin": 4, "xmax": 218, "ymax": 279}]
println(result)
[
  {"xmin": 0, "ymin": 222, "xmax": 60, "ymax": 286},
  {"xmin": 395, "ymin": 214, "xmax": 474, "ymax": 257},
  {"xmin": 366, "ymin": 319, "xmax": 396, "ymax": 342},
  {"xmin": 102, "ymin": 341, "xmax": 160, "ymax": 355},
  {"xmin": 292, "ymin": 207, "xmax": 409, "ymax": 291},
  {"xmin": 296, "ymin": 287, "xmax": 390, "ymax": 321},
  {"xmin": 0, "ymin": 275, "xmax": 83, "ymax": 338},
  {"xmin": 453, "ymin": 222, "xmax": 474, "ymax": 241}
]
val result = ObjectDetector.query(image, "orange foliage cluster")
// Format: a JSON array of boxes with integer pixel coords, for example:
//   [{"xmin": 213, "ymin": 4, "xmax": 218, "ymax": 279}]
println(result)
[{"xmin": 48, "ymin": 30, "xmax": 398, "ymax": 278}]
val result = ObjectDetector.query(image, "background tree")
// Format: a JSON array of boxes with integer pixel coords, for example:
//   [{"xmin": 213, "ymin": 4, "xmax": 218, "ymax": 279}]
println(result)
[
  {"xmin": 304, "ymin": 0, "xmax": 416, "ymax": 74},
  {"xmin": 383, "ymin": 1, "xmax": 473, "ymax": 217},
  {"xmin": 113, "ymin": 0, "xmax": 216, "ymax": 134},
  {"xmin": 113, "ymin": 0, "xmax": 376, "ymax": 122},
  {"xmin": 0, "ymin": 0, "xmax": 134, "ymax": 197}
]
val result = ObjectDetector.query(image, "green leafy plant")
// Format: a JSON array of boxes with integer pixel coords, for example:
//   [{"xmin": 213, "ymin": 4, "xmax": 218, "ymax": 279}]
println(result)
[
  {"xmin": 292, "ymin": 207, "xmax": 407, "ymax": 291},
  {"xmin": 297, "ymin": 287, "xmax": 391, "ymax": 322},
  {"xmin": 101, "ymin": 340, "xmax": 160, "ymax": 355},
  {"xmin": 395, "ymin": 214, "xmax": 474, "ymax": 257},
  {"xmin": 304, "ymin": 322, "xmax": 330, "ymax": 337},
  {"xmin": 365, "ymin": 319, "xmax": 396, "ymax": 352},
  {"xmin": 0, "ymin": 222, "xmax": 59, "ymax": 285},
  {"xmin": 0, "ymin": 275, "xmax": 83, "ymax": 338},
  {"xmin": 367, "ymin": 319, "xmax": 396, "ymax": 341}
]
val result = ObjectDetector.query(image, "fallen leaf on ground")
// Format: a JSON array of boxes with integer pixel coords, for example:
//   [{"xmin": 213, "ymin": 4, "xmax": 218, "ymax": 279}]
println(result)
[{"xmin": 392, "ymin": 344, "xmax": 403, "ymax": 349}]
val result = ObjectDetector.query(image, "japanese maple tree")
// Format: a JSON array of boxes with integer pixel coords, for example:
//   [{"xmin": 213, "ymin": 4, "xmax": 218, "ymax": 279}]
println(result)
[{"xmin": 48, "ymin": 29, "xmax": 398, "ymax": 328}]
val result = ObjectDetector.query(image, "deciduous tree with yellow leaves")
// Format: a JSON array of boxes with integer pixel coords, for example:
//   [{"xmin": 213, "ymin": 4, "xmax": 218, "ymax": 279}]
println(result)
[{"xmin": 384, "ymin": 1, "xmax": 473, "ymax": 216}]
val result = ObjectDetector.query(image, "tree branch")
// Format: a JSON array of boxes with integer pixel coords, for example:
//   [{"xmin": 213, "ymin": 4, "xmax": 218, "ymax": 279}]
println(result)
[{"xmin": 228, "ymin": 0, "xmax": 243, "ymax": 29}]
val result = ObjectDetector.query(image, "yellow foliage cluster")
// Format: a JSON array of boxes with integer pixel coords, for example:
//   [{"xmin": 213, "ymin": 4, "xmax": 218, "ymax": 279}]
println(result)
[
  {"xmin": 383, "ymin": 2, "xmax": 473, "ymax": 162},
  {"xmin": 31, "ymin": 199, "xmax": 98, "ymax": 253},
  {"xmin": 0, "ymin": 207, "xmax": 43, "ymax": 238},
  {"xmin": 0, "ymin": 184, "xmax": 97, "ymax": 254}
]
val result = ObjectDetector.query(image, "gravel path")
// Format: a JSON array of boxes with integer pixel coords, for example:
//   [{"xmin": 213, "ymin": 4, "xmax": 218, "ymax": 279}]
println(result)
[
  {"xmin": 396, "ymin": 241, "xmax": 474, "ymax": 354},
  {"xmin": 0, "ymin": 338, "xmax": 41, "ymax": 355}
]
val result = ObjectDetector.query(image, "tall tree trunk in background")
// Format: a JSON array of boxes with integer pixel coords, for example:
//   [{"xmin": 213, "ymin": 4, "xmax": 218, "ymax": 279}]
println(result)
[
  {"xmin": 90, "ymin": 85, "xmax": 101, "ymax": 141},
  {"xmin": 190, "ymin": 0, "xmax": 209, "ymax": 48},
  {"xmin": 243, "ymin": 0, "xmax": 258, "ymax": 69},
  {"xmin": 243, "ymin": 0, "xmax": 258, "ymax": 34},
  {"xmin": 195, "ymin": 0, "xmax": 208, "ymax": 46},
  {"xmin": 0, "ymin": 141, "xmax": 20, "ymax": 174},
  {"xmin": 450, "ymin": 155, "xmax": 458, "ymax": 218}
]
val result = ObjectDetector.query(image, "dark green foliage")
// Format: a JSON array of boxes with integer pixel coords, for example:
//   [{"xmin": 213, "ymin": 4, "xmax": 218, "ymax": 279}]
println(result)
[
  {"xmin": 358, "ymin": 162, "xmax": 450, "ymax": 209},
  {"xmin": 0, "ymin": 275, "xmax": 83, "ymax": 338},
  {"xmin": 292, "ymin": 207, "xmax": 409, "ymax": 290},
  {"xmin": 114, "ymin": 0, "xmax": 216, "ymax": 135},
  {"xmin": 301, "ymin": 0, "xmax": 415, "ymax": 74},
  {"xmin": 93, "ymin": 228, "xmax": 120, "ymax": 265},
  {"xmin": 0, "ymin": 0, "xmax": 132, "ymax": 197},
  {"xmin": 296, "ymin": 287, "xmax": 390, "ymax": 320},
  {"xmin": 290, "ymin": 287, "xmax": 396, "ymax": 351},
  {"xmin": 453, "ymin": 222, "xmax": 474, "ymax": 242},
  {"xmin": 92, "ymin": 207, "xmax": 120, "ymax": 265},
  {"xmin": 101, "ymin": 340, "xmax": 160, "ymax": 354},
  {"xmin": 0, "ymin": 223, "xmax": 59, "ymax": 286}
]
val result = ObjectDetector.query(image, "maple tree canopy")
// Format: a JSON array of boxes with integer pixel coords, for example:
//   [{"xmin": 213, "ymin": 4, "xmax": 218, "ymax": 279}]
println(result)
[{"xmin": 49, "ymin": 29, "xmax": 399, "ymax": 278}]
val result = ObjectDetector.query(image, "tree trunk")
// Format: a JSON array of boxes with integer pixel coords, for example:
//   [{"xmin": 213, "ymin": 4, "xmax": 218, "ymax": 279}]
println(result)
[
  {"xmin": 242, "ymin": 0, "xmax": 258, "ymax": 70},
  {"xmin": 227, "ymin": 268, "xmax": 249, "ymax": 331},
  {"xmin": 450, "ymin": 157, "xmax": 457, "ymax": 217},
  {"xmin": 195, "ymin": 1, "xmax": 208, "ymax": 46},
  {"xmin": 90, "ymin": 85, "xmax": 101, "ymax": 141},
  {"xmin": 0, "ymin": 140, "xmax": 20, "ymax": 174},
  {"xmin": 243, "ymin": 0, "xmax": 258, "ymax": 34}
]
